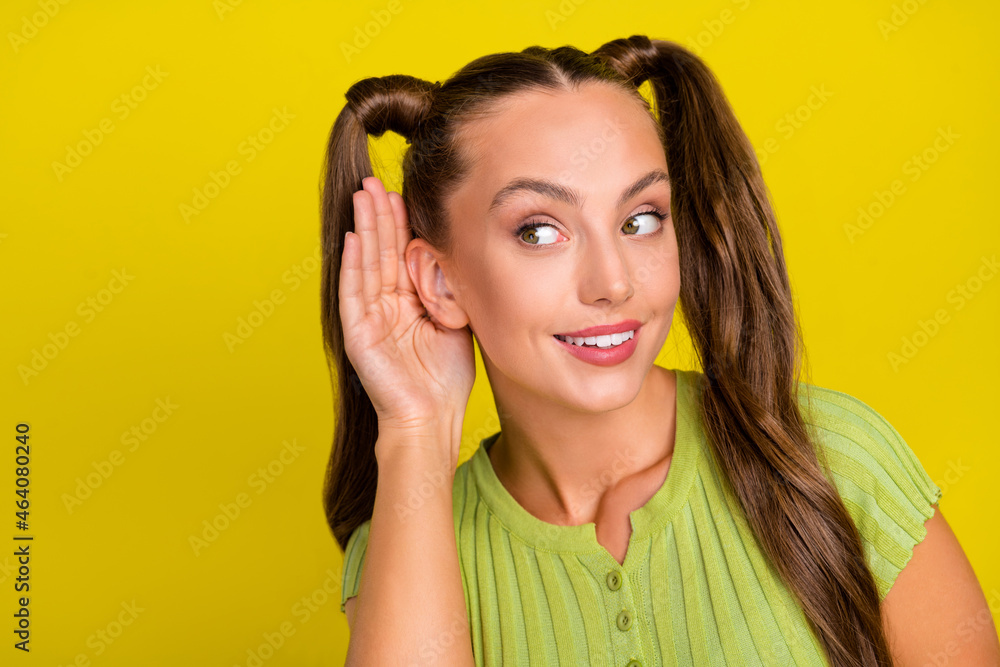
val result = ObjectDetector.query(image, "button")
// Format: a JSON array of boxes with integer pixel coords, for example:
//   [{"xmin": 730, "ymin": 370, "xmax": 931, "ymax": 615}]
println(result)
[
  {"xmin": 606, "ymin": 571, "xmax": 621, "ymax": 591},
  {"xmin": 616, "ymin": 609, "xmax": 632, "ymax": 631},
  {"xmin": 626, "ymin": 661, "xmax": 642, "ymax": 667}
]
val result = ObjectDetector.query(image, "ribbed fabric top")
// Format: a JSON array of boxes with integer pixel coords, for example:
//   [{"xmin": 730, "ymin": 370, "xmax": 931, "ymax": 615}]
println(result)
[{"xmin": 340, "ymin": 368, "xmax": 942, "ymax": 666}]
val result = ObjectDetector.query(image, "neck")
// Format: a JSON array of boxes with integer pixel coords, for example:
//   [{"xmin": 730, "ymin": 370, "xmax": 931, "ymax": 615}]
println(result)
[{"xmin": 486, "ymin": 364, "xmax": 678, "ymax": 526}]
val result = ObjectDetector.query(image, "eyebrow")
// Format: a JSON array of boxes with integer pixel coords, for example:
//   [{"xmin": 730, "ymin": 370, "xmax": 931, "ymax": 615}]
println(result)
[{"xmin": 487, "ymin": 168, "xmax": 670, "ymax": 214}]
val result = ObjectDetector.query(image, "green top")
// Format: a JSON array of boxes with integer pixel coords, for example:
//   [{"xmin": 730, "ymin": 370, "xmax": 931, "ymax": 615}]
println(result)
[{"xmin": 340, "ymin": 369, "xmax": 942, "ymax": 666}]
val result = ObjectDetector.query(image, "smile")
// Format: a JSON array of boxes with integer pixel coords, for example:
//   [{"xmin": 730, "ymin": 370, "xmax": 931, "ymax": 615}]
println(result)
[
  {"xmin": 552, "ymin": 325, "xmax": 640, "ymax": 367},
  {"xmin": 553, "ymin": 330, "xmax": 634, "ymax": 348}
]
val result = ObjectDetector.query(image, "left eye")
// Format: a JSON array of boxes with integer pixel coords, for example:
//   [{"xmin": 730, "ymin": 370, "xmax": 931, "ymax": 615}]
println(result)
[{"xmin": 622, "ymin": 212, "xmax": 663, "ymax": 235}]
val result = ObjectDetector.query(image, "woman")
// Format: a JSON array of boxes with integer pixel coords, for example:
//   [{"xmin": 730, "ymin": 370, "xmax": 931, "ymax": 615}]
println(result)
[{"xmin": 321, "ymin": 35, "xmax": 998, "ymax": 666}]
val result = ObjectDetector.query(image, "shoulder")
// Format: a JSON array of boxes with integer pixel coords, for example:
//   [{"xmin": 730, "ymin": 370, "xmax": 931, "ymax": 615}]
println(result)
[
  {"xmin": 339, "ymin": 517, "xmax": 371, "ymax": 614},
  {"xmin": 338, "ymin": 453, "xmax": 479, "ymax": 615},
  {"xmin": 795, "ymin": 379, "xmax": 940, "ymax": 506},
  {"xmin": 795, "ymin": 379, "xmax": 943, "ymax": 600}
]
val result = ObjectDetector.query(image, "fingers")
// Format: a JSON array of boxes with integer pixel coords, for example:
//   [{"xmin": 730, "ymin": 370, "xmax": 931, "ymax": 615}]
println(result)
[
  {"xmin": 387, "ymin": 190, "xmax": 416, "ymax": 294},
  {"xmin": 352, "ymin": 188, "xmax": 382, "ymax": 308},
  {"xmin": 346, "ymin": 177, "xmax": 414, "ymax": 327},
  {"xmin": 338, "ymin": 229, "xmax": 363, "ymax": 330},
  {"xmin": 361, "ymin": 177, "xmax": 399, "ymax": 297}
]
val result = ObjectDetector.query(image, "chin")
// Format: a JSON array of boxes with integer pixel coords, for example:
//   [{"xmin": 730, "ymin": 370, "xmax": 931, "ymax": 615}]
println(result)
[{"xmin": 557, "ymin": 372, "xmax": 646, "ymax": 413}]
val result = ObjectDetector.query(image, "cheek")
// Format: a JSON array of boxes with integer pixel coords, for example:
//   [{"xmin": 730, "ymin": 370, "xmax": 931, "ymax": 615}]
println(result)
[
  {"xmin": 460, "ymin": 255, "xmax": 562, "ymax": 348},
  {"xmin": 632, "ymin": 242, "xmax": 680, "ymax": 301}
]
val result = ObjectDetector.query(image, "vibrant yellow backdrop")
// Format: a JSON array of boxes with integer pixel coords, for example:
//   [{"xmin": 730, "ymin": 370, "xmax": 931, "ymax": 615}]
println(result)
[{"xmin": 1, "ymin": 0, "xmax": 997, "ymax": 664}]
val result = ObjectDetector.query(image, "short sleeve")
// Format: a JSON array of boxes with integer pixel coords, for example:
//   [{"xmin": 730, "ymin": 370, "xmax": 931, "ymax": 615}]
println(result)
[
  {"xmin": 802, "ymin": 387, "xmax": 943, "ymax": 600},
  {"xmin": 340, "ymin": 519, "xmax": 371, "ymax": 614}
]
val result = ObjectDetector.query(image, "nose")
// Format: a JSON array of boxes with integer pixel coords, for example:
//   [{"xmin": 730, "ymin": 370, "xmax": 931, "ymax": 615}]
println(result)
[{"xmin": 578, "ymin": 237, "xmax": 634, "ymax": 306}]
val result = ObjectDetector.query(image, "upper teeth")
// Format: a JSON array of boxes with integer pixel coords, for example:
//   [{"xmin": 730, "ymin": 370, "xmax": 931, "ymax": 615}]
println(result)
[{"xmin": 556, "ymin": 330, "xmax": 634, "ymax": 348}]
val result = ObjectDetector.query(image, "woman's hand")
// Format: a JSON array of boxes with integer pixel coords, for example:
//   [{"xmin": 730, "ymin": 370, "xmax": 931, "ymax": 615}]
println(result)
[{"xmin": 339, "ymin": 176, "xmax": 475, "ymax": 434}]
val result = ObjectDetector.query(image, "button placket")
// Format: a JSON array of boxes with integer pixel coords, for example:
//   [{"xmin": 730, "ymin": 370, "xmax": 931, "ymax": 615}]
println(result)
[
  {"xmin": 607, "ymin": 569, "xmax": 634, "ymax": 636},
  {"xmin": 589, "ymin": 557, "xmax": 643, "ymax": 663}
]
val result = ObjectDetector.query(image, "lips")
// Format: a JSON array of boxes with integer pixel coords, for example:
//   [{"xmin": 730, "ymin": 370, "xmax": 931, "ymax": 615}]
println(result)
[
  {"xmin": 555, "ymin": 319, "xmax": 641, "ymax": 338},
  {"xmin": 553, "ymin": 325, "xmax": 640, "ymax": 366}
]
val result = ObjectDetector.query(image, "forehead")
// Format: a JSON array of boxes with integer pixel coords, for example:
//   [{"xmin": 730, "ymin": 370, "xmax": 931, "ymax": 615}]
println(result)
[{"xmin": 452, "ymin": 83, "xmax": 667, "ymax": 209}]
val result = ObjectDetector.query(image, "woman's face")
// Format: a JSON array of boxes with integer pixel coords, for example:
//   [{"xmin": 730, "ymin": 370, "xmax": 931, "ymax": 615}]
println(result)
[{"xmin": 437, "ymin": 82, "xmax": 680, "ymax": 413}]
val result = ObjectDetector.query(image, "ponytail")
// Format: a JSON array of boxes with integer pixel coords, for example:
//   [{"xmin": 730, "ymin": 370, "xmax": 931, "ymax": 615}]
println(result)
[{"xmin": 319, "ymin": 74, "xmax": 438, "ymax": 551}]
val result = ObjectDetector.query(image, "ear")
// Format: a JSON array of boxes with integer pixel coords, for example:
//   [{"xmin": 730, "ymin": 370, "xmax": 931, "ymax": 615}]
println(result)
[{"xmin": 405, "ymin": 237, "xmax": 470, "ymax": 330}]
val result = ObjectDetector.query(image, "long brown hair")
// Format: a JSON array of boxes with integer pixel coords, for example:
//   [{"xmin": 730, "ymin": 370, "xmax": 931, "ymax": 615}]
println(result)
[{"xmin": 319, "ymin": 35, "xmax": 892, "ymax": 667}]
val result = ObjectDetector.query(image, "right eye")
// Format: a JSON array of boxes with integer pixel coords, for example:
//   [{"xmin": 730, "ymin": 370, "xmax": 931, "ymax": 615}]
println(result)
[{"xmin": 515, "ymin": 222, "xmax": 560, "ymax": 246}]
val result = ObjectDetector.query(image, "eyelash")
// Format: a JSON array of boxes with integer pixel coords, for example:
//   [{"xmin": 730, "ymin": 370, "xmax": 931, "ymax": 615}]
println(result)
[{"xmin": 512, "ymin": 206, "xmax": 669, "ymax": 246}]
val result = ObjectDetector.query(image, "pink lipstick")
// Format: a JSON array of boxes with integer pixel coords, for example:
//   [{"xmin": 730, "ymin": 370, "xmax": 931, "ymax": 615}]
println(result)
[{"xmin": 553, "ymin": 320, "xmax": 641, "ymax": 367}]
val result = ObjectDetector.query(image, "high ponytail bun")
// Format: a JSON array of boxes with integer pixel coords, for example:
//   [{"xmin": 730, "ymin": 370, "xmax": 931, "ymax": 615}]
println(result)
[
  {"xmin": 345, "ymin": 74, "xmax": 440, "ymax": 142},
  {"xmin": 590, "ymin": 34, "xmax": 661, "ymax": 86}
]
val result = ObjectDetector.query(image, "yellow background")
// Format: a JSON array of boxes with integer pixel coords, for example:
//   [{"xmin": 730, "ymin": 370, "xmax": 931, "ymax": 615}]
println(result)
[{"xmin": 1, "ymin": 0, "xmax": 997, "ymax": 664}]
